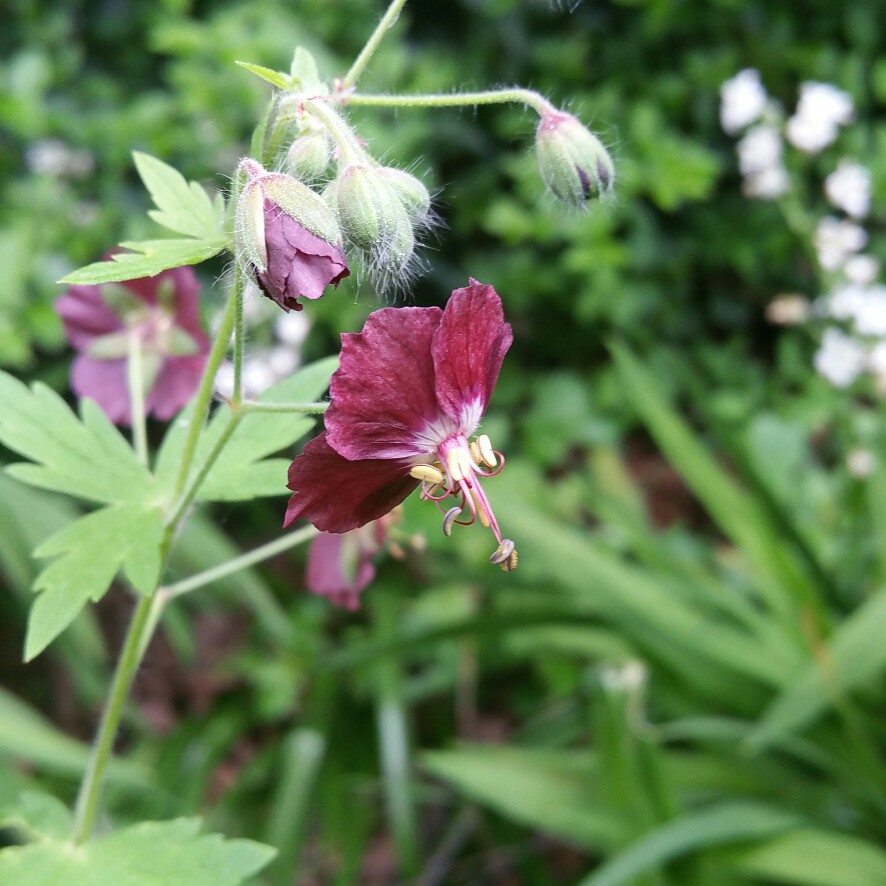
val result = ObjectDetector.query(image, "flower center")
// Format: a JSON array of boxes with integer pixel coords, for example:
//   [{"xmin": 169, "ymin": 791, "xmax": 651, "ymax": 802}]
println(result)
[{"xmin": 409, "ymin": 433, "xmax": 518, "ymax": 571}]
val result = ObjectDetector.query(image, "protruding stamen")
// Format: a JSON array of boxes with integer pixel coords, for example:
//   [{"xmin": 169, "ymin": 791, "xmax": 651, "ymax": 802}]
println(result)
[
  {"xmin": 442, "ymin": 506, "xmax": 462, "ymax": 536},
  {"xmin": 410, "ymin": 463, "xmax": 445, "ymax": 485},
  {"xmin": 471, "ymin": 490, "xmax": 491, "ymax": 528},
  {"xmin": 499, "ymin": 549, "xmax": 518, "ymax": 572},
  {"xmin": 447, "ymin": 449, "xmax": 464, "ymax": 482},
  {"xmin": 478, "ymin": 434, "xmax": 497, "ymax": 468},
  {"xmin": 489, "ymin": 538, "xmax": 516, "ymax": 565}
]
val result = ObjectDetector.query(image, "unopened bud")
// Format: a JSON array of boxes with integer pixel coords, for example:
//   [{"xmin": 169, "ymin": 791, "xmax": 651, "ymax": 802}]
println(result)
[
  {"xmin": 377, "ymin": 167, "xmax": 432, "ymax": 224},
  {"xmin": 332, "ymin": 164, "xmax": 404, "ymax": 251},
  {"xmin": 235, "ymin": 158, "xmax": 349, "ymax": 312},
  {"xmin": 286, "ymin": 130, "xmax": 332, "ymax": 182},
  {"xmin": 536, "ymin": 111, "xmax": 614, "ymax": 206}
]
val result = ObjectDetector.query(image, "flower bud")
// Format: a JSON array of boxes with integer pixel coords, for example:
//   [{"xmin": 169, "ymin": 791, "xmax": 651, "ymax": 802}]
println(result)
[
  {"xmin": 332, "ymin": 164, "xmax": 405, "ymax": 252},
  {"xmin": 234, "ymin": 158, "xmax": 349, "ymax": 312},
  {"xmin": 286, "ymin": 130, "xmax": 332, "ymax": 182},
  {"xmin": 535, "ymin": 111, "xmax": 614, "ymax": 206},
  {"xmin": 376, "ymin": 167, "xmax": 432, "ymax": 225}
]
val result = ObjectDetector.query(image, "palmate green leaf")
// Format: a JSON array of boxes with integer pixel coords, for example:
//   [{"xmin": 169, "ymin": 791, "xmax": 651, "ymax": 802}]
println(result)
[
  {"xmin": 0, "ymin": 374, "xmax": 154, "ymax": 504},
  {"xmin": 57, "ymin": 153, "xmax": 228, "ymax": 285},
  {"xmin": 0, "ymin": 792, "xmax": 72, "ymax": 843},
  {"xmin": 58, "ymin": 237, "xmax": 227, "ymax": 286},
  {"xmin": 0, "ymin": 817, "xmax": 276, "ymax": 886},
  {"xmin": 133, "ymin": 152, "xmax": 225, "ymax": 240},
  {"xmin": 576, "ymin": 802, "xmax": 802, "ymax": 886},
  {"xmin": 25, "ymin": 504, "xmax": 163, "ymax": 661},
  {"xmin": 749, "ymin": 588, "xmax": 886, "ymax": 748},
  {"xmin": 155, "ymin": 356, "xmax": 337, "ymax": 501},
  {"xmin": 422, "ymin": 746, "xmax": 629, "ymax": 851},
  {"xmin": 727, "ymin": 827, "xmax": 886, "ymax": 886}
]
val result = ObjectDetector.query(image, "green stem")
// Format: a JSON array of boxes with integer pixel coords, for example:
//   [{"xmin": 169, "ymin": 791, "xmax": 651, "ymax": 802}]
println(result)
[
  {"xmin": 126, "ymin": 334, "xmax": 149, "ymax": 466},
  {"xmin": 171, "ymin": 286, "xmax": 236, "ymax": 501},
  {"xmin": 239, "ymin": 400, "xmax": 329, "ymax": 415},
  {"xmin": 302, "ymin": 98, "xmax": 367, "ymax": 165},
  {"xmin": 71, "ymin": 595, "xmax": 154, "ymax": 843},
  {"xmin": 232, "ymin": 269, "xmax": 245, "ymax": 408},
  {"xmin": 162, "ymin": 525, "xmax": 318, "ymax": 601},
  {"xmin": 344, "ymin": 87, "xmax": 556, "ymax": 116},
  {"xmin": 341, "ymin": 0, "xmax": 409, "ymax": 91},
  {"xmin": 167, "ymin": 413, "xmax": 243, "ymax": 530}
]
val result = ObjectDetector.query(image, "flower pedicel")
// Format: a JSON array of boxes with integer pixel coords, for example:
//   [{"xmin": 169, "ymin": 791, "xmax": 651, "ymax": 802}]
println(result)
[{"xmin": 285, "ymin": 279, "xmax": 518, "ymax": 570}]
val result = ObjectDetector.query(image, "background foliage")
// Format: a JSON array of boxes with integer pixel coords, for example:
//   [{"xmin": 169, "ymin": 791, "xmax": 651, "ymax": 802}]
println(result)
[{"xmin": 2, "ymin": 0, "xmax": 886, "ymax": 883}]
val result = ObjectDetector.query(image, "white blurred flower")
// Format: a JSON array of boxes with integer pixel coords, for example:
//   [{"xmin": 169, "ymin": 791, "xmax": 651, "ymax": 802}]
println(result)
[
  {"xmin": 786, "ymin": 82, "xmax": 853, "ymax": 154},
  {"xmin": 25, "ymin": 138, "xmax": 94, "ymax": 177},
  {"xmin": 814, "ymin": 216, "xmax": 867, "ymax": 271},
  {"xmin": 600, "ymin": 660, "xmax": 647, "ymax": 694},
  {"xmin": 847, "ymin": 448, "xmax": 877, "ymax": 478},
  {"xmin": 720, "ymin": 69, "xmax": 768, "ymax": 134},
  {"xmin": 267, "ymin": 344, "xmax": 300, "ymax": 378},
  {"xmin": 868, "ymin": 341, "xmax": 886, "ymax": 376},
  {"xmin": 851, "ymin": 285, "xmax": 886, "ymax": 336},
  {"xmin": 737, "ymin": 124, "xmax": 782, "ymax": 175},
  {"xmin": 826, "ymin": 283, "xmax": 867, "ymax": 321},
  {"xmin": 766, "ymin": 294, "xmax": 809, "ymax": 325},
  {"xmin": 844, "ymin": 255, "xmax": 880, "ymax": 286},
  {"xmin": 825, "ymin": 159, "xmax": 871, "ymax": 219},
  {"xmin": 274, "ymin": 310, "xmax": 312, "ymax": 347},
  {"xmin": 242, "ymin": 357, "xmax": 276, "ymax": 395},
  {"xmin": 743, "ymin": 165, "xmax": 790, "ymax": 199},
  {"xmin": 214, "ymin": 361, "xmax": 236, "ymax": 399},
  {"xmin": 814, "ymin": 327, "xmax": 866, "ymax": 387}
]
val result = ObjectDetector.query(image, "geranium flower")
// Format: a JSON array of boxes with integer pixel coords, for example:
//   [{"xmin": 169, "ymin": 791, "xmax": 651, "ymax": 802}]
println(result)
[
  {"xmin": 306, "ymin": 519, "xmax": 390, "ymax": 611},
  {"xmin": 284, "ymin": 279, "xmax": 518, "ymax": 570},
  {"xmin": 56, "ymin": 264, "xmax": 209, "ymax": 425}
]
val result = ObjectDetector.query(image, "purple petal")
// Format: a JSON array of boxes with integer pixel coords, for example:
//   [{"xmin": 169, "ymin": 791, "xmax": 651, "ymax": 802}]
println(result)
[
  {"xmin": 432, "ymin": 280, "xmax": 512, "ymax": 433},
  {"xmin": 324, "ymin": 306, "xmax": 444, "ymax": 461},
  {"xmin": 257, "ymin": 201, "xmax": 350, "ymax": 311},
  {"xmin": 147, "ymin": 354, "xmax": 207, "ymax": 421},
  {"xmin": 56, "ymin": 285, "xmax": 124, "ymax": 350},
  {"xmin": 70, "ymin": 355, "xmax": 131, "ymax": 425},
  {"xmin": 284, "ymin": 432, "xmax": 418, "ymax": 533},
  {"xmin": 305, "ymin": 530, "xmax": 377, "ymax": 611}
]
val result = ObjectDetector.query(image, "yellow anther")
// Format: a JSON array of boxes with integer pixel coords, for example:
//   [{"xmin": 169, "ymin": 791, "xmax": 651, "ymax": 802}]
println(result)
[
  {"xmin": 478, "ymin": 434, "xmax": 497, "ymax": 468},
  {"xmin": 499, "ymin": 549, "xmax": 518, "ymax": 572},
  {"xmin": 447, "ymin": 449, "xmax": 464, "ymax": 482},
  {"xmin": 469, "ymin": 440, "xmax": 482, "ymax": 463},
  {"xmin": 489, "ymin": 538, "xmax": 516, "ymax": 567},
  {"xmin": 410, "ymin": 463, "xmax": 445, "ymax": 485}
]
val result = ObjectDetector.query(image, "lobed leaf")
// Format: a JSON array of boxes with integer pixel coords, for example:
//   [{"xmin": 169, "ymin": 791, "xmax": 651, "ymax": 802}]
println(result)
[
  {"xmin": 0, "ymin": 817, "xmax": 276, "ymax": 886},
  {"xmin": 132, "ymin": 151, "xmax": 226, "ymax": 241},
  {"xmin": 25, "ymin": 504, "xmax": 164, "ymax": 661},
  {"xmin": 155, "ymin": 355, "xmax": 337, "ymax": 502},
  {"xmin": 58, "ymin": 238, "xmax": 227, "ymax": 286},
  {"xmin": 0, "ymin": 376, "xmax": 155, "ymax": 505}
]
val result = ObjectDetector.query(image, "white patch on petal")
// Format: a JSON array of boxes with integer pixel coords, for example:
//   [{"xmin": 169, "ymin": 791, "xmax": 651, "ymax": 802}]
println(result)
[{"xmin": 459, "ymin": 398, "xmax": 483, "ymax": 437}]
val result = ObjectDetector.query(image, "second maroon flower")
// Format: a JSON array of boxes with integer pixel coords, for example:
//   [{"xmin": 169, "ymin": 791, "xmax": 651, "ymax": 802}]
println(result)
[{"xmin": 285, "ymin": 279, "xmax": 517, "ymax": 570}]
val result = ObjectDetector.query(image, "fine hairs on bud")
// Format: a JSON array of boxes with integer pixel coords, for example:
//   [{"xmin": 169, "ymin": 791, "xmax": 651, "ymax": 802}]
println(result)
[{"xmin": 535, "ymin": 110, "xmax": 615, "ymax": 207}]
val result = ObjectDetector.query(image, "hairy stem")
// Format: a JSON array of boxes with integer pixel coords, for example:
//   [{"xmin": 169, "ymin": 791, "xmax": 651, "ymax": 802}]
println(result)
[
  {"xmin": 341, "ymin": 0, "xmax": 409, "ymax": 91},
  {"xmin": 302, "ymin": 98, "xmax": 367, "ymax": 165},
  {"xmin": 239, "ymin": 400, "xmax": 329, "ymax": 415},
  {"xmin": 344, "ymin": 87, "xmax": 556, "ymax": 116},
  {"xmin": 71, "ymin": 595, "xmax": 154, "ymax": 843}
]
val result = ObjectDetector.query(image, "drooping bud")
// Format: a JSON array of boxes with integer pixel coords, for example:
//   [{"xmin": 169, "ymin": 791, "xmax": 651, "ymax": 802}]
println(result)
[
  {"xmin": 376, "ymin": 167, "xmax": 432, "ymax": 225},
  {"xmin": 331, "ymin": 164, "xmax": 418, "ymax": 290},
  {"xmin": 535, "ymin": 111, "xmax": 615, "ymax": 206},
  {"xmin": 332, "ymin": 164, "xmax": 405, "ymax": 251},
  {"xmin": 286, "ymin": 130, "xmax": 332, "ymax": 182},
  {"xmin": 234, "ymin": 158, "xmax": 349, "ymax": 312}
]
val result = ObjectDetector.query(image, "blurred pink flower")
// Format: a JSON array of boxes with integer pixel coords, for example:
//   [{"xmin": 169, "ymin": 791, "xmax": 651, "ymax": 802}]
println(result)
[{"xmin": 56, "ymin": 264, "xmax": 209, "ymax": 425}]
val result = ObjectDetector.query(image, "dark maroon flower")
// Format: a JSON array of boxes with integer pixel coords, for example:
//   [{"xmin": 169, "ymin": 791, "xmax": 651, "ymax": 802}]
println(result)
[
  {"xmin": 285, "ymin": 280, "xmax": 518, "ymax": 570},
  {"xmin": 305, "ymin": 520, "xmax": 389, "ymax": 611},
  {"xmin": 56, "ymin": 265, "xmax": 209, "ymax": 425},
  {"xmin": 235, "ymin": 158, "xmax": 349, "ymax": 312}
]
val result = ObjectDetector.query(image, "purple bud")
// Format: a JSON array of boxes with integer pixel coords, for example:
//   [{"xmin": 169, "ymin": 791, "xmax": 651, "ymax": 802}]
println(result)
[{"xmin": 235, "ymin": 159, "xmax": 349, "ymax": 312}]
